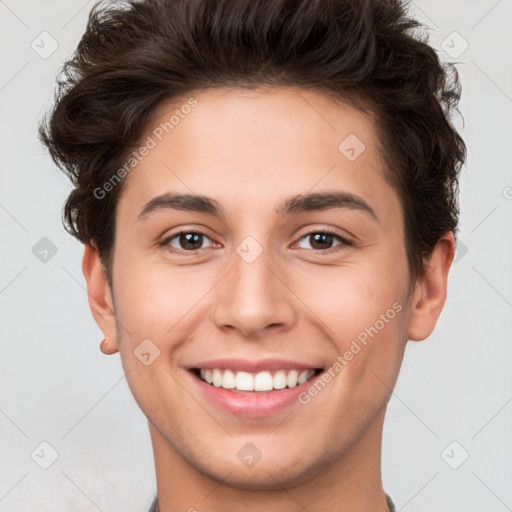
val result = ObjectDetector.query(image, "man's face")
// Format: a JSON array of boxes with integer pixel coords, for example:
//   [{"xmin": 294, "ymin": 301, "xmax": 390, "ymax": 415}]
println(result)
[{"xmin": 104, "ymin": 87, "xmax": 414, "ymax": 488}]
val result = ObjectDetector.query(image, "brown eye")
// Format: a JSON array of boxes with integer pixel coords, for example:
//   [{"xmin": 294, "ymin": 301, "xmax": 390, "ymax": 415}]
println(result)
[
  {"xmin": 164, "ymin": 231, "xmax": 215, "ymax": 252},
  {"xmin": 295, "ymin": 231, "xmax": 350, "ymax": 252}
]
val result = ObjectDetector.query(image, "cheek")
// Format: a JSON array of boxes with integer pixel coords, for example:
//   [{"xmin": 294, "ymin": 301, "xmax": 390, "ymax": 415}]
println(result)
[
  {"xmin": 291, "ymin": 260, "xmax": 406, "ymax": 342},
  {"xmin": 111, "ymin": 262, "xmax": 196, "ymax": 413},
  {"xmin": 112, "ymin": 257, "xmax": 217, "ymax": 356},
  {"xmin": 114, "ymin": 254, "xmax": 174, "ymax": 319}
]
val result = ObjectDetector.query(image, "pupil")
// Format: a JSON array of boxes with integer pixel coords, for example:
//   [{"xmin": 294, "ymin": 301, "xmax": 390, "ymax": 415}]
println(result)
[
  {"xmin": 180, "ymin": 232, "xmax": 202, "ymax": 250},
  {"xmin": 311, "ymin": 233, "xmax": 333, "ymax": 250}
]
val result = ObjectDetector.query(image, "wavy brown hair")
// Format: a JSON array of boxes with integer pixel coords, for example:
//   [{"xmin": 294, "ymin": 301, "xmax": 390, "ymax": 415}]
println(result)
[{"xmin": 39, "ymin": 0, "xmax": 466, "ymax": 289}]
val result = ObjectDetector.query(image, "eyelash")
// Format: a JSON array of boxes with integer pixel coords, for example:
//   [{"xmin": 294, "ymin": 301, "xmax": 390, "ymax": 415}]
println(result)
[{"xmin": 160, "ymin": 228, "xmax": 352, "ymax": 255}]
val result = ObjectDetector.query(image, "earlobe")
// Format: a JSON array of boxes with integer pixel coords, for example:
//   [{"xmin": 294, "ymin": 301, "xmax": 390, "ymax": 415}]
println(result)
[
  {"xmin": 99, "ymin": 336, "xmax": 118, "ymax": 355},
  {"xmin": 407, "ymin": 232, "xmax": 456, "ymax": 342},
  {"xmin": 82, "ymin": 243, "xmax": 119, "ymax": 354}
]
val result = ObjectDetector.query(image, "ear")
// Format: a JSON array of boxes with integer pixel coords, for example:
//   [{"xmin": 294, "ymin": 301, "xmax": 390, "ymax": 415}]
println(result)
[
  {"xmin": 82, "ymin": 243, "xmax": 119, "ymax": 354},
  {"xmin": 407, "ymin": 231, "xmax": 456, "ymax": 341}
]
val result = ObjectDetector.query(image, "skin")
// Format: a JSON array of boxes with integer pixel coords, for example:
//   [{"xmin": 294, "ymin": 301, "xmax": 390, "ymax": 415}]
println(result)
[{"xmin": 82, "ymin": 87, "xmax": 455, "ymax": 512}]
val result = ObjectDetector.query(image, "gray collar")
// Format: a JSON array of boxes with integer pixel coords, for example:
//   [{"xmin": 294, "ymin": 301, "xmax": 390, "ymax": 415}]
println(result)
[{"xmin": 149, "ymin": 493, "xmax": 397, "ymax": 511}]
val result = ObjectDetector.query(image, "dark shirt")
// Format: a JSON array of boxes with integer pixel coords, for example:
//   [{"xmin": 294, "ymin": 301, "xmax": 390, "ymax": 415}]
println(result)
[
  {"xmin": 148, "ymin": 493, "xmax": 396, "ymax": 511},
  {"xmin": 387, "ymin": 493, "xmax": 397, "ymax": 512}
]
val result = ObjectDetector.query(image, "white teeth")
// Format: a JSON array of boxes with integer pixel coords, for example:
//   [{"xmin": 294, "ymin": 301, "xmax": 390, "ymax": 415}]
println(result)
[
  {"xmin": 198, "ymin": 368, "xmax": 318, "ymax": 391},
  {"xmin": 235, "ymin": 371, "xmax": 254, "ymax": 391},
  {"xmin": 254, "ymin": 371, "xmax": 273, "ymax": 391},
  {"xmin": 273, "ymin": 370, "xmax": 287, "ymax": 389},
  {"xmin": 212, "ymin": 369, "xmax": 223, "ymax": 387},
  {"xmin": 297, "ymin": 370, "xmax": 310, "ymax": 385},
  {"xmin": 222, "ymin": 369, "xmax": 236, "ymax": 389},
  {"xmin": 286, "ymin": 369, "xmax": 299, "ymax": 388}
]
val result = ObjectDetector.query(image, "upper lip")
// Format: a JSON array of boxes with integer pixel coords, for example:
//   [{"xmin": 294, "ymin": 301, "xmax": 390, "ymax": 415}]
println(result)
[{"xmin": 187, "ymin": 358, "xmax": 323, "ymax": 373}]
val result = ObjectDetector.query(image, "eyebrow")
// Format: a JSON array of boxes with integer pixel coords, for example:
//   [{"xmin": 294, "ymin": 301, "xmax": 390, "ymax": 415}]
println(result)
[{"xmin": 138, "ymin": 191, "xmax": 378, "ymax": 221}]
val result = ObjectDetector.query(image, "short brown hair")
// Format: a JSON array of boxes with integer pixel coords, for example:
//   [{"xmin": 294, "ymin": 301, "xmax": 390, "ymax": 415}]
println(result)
[{"xmin": 39, "ymin": 0, "xmax": 466, "ymax": 288}]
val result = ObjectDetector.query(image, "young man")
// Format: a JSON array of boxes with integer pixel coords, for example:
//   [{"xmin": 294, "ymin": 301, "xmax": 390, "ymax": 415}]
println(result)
[{"xmin": 39, "ymin": 0, "xmax": 465, "ymax": 510}]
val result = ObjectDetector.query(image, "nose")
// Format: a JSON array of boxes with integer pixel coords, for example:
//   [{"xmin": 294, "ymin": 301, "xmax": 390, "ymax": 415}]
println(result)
[{"xmin": 211, "ymin": 244, "xmax": 296, "ymax": 339}]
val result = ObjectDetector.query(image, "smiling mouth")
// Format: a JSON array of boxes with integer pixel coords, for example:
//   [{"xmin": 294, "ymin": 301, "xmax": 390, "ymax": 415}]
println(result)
[{"xmin": 190, "ymin": 367, "xmax": 324, "ymax": 393}]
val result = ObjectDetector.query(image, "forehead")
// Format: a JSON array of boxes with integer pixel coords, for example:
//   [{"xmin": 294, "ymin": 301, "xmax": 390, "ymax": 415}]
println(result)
[{"xmin": 118, "ymin": 86, "xmax": 399, "ymax": 224}]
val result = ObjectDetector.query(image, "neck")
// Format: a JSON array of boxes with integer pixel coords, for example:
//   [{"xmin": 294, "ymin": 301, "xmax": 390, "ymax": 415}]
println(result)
[{"xmin": 148, "ymin": 407, "xmax": 390, "ymax": 512}]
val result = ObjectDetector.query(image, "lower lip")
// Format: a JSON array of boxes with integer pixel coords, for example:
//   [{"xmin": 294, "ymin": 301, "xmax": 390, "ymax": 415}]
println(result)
[{"xmin": 187, "ymin": 370, "xmax": 323, "ymax": 418}]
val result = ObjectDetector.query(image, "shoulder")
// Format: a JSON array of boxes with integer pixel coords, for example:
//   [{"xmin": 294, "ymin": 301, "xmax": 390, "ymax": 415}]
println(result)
[
  {"xmin": 386, "ymin": 493, "xmax": 396, "ymax": 512},
  {"xmin": 147, "ymin": 496, "xmax": 159, "ymax": 512}
]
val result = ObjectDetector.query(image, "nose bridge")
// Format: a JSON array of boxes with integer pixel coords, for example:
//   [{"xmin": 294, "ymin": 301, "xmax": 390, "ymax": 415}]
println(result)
[{"xmin": 212, "ymin": 236, "xmax": 295, "ymax": 336}]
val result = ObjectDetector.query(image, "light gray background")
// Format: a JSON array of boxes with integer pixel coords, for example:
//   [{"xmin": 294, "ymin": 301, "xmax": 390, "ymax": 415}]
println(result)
[{"xmin": 1, "ymin": 1, "xmax": 511, "ymax": 511}]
